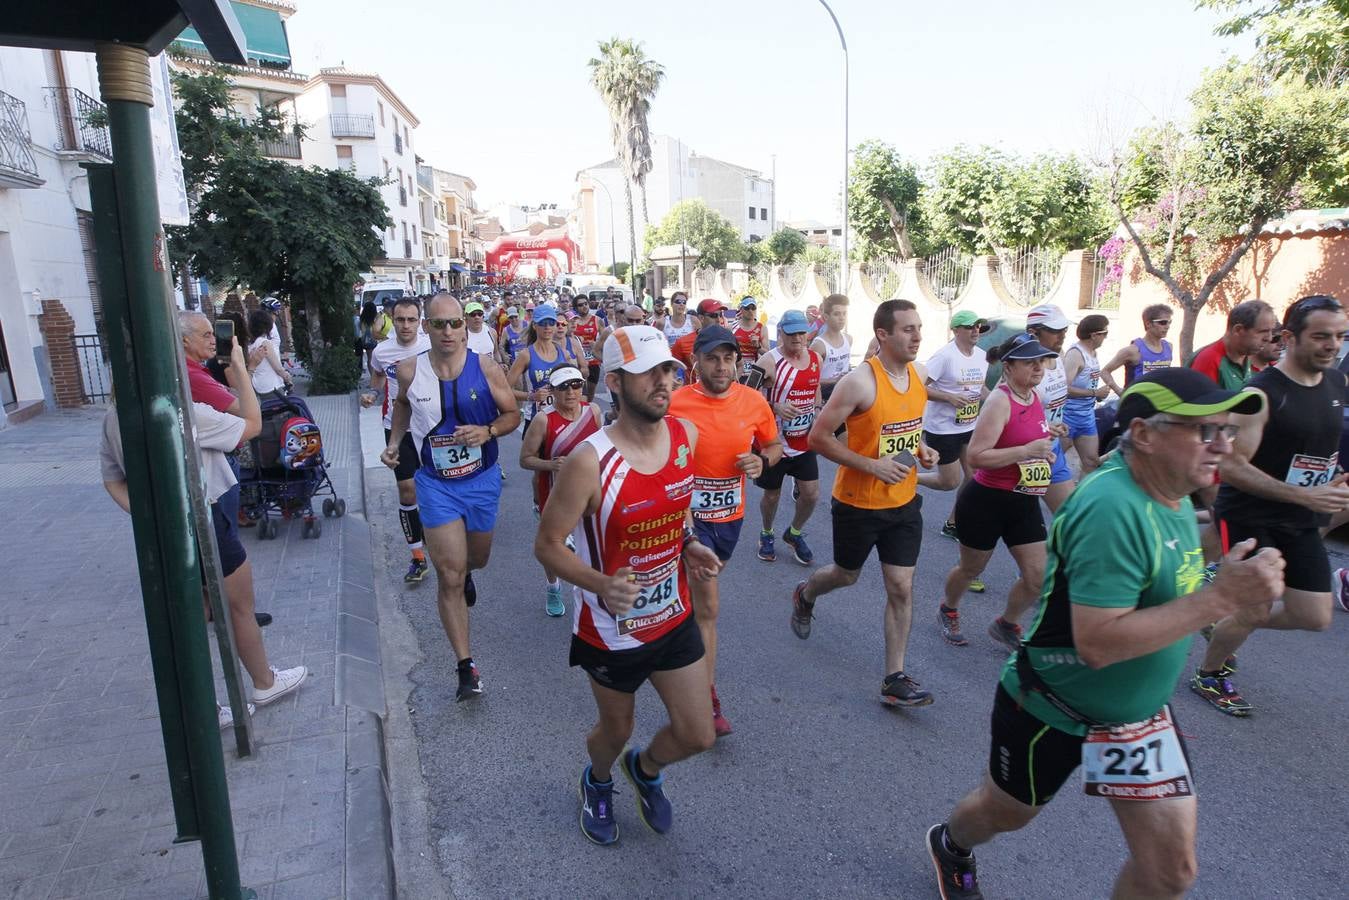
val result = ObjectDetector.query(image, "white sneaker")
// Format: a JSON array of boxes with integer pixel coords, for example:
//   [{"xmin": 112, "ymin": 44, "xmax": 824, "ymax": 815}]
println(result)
[
  {"xmin": 1334, "ymin": 568, "xmax": 1349, "ymax": 613},
  {"xmin": 217, "ymin": 701, "xmax": 256, "ymax": 730},
  {"xmin": 252, "ymin": 665, "xmax": 308, "ymax": 706}
]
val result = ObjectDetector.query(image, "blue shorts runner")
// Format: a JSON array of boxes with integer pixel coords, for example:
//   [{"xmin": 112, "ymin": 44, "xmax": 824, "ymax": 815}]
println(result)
[
  {"xmin": 1050, "ymin": 440, "xmax": 1072, "ymax": 484},
  {"xmin": 415, "ymin": 464, "xmax": 502, "ymax": 531},
  {"xmin": 1062, "ymin": 402, "xmax": 1098, "ymax": 439},
  {"xmin": 693, "ymin": 518, "xmax": 744, "ymax": 562}
]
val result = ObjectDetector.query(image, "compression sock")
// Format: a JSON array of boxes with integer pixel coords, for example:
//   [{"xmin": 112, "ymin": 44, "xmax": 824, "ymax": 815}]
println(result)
[
  {"xmin": 399, "ymin": 504, "xmax": 424, "ymax": 547},
  {"xmin": 941, "ymin": 825, "xmax": 972, "ymax": 857}
]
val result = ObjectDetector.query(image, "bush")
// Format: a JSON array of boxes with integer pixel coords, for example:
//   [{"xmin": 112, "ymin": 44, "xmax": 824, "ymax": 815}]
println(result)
[{"xmin": 308, "ymin": 344, "xmax": 361, "ymax": 395}]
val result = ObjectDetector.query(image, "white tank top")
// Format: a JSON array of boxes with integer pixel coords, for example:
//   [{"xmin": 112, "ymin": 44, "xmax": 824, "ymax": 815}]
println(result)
[
  {"xmin": 407, "ymin": 353, "xmax": 442, "ymax": 451},
  {"xmin": 663, "ymin": 315, "xmax": 695, "ymax": 344},
  {"xmin": 818, "ymin": 332, "xmax": 852, "ymax": 381},
  {"xmin": 466, "ymin": 327, "xmax": 495, "ymax": 357},
  {"xmin": 1035, "ymin": 358, "xmax": 1069, "ymax": 426}
]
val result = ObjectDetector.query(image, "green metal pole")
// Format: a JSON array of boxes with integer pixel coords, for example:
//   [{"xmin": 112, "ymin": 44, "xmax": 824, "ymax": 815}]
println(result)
[{"xmin": 94, "ymin": 42, "xmax": 249, "ymax": 900}]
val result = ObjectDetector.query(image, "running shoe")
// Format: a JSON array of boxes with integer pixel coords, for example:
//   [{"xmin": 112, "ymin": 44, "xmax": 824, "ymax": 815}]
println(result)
[
  {"xmin": 1334, "ymin": 567, "xmax": 1349, "ymax": 613},
  {"xmin": 1203, "ymin": 562, "xmax": 1219, "ymax": 585},
  {"xmin": 464, "ymin": 571, "xmax": 477, "ymax": 608},
  {"xmin": 711, "ymin": 685, "xmax": 732, "ymax": 738},
  {"xmin": 546, "ymin": 583, "xmax": 565, "ymax": 617},
  {"xmin": 790, "ymin": 581, "xmax": 814, "ymax": 640},
  {"xmin": 782, "ymin": 528, "xmax": 814, "ymax": 565},
  {"xmin": 619, "ymin": 747, "xmax": 672, "ymax": 834},
  {"xmin": 881, "ymin": 671, "xmax": 934, "ymax": 707},
  {"xmin": 939, "ymin": 605, "xmax": 967, "ymax": 647},
  {"xmin": 1189, "ymin": 669, "xmax": 1251, "ymax": 717},
  {"xmin": 967, "ymin": 579, "xmax": 986, "ymax": 594},
  {"xmin": 217, "ymin": 701, "xmax": 255, "ymax": 731},
  {"xmin": 757, "ymin": 531, "xmax": 776, "ymax": 562},
  {"xmin": 455, "ymin": 663, "xmax": 483, "ymax": 702},
  {"xmin": 578, "ymin": 766, "xmax": 618, "ymax": 845},
  {"xmin": 987, "ymin": 618, "xmax": 1023, "ymax": 652},
  {"xmin": 404, "ymin": 558, "xmax": 429, "ymax": 584},
  {"xmin": 565, "ymin": 533, "xmax": 576, "ymax": 552},
  {"xmin": 940, "ymin": 521, "xmax": 959, "ymax": 541},
  {"xmin": 926, "ymin": 823, "xmax": 984, "ymax": 899},
  {"xmin": 253, "ymin": 612, "xmax": 273, "ymax": 627}
]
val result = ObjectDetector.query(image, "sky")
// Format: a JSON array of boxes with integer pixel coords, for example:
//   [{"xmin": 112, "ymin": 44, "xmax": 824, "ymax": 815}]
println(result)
[{"xmin": 287, "ymin": 0, "xmax": 1249, "ymax": 222}]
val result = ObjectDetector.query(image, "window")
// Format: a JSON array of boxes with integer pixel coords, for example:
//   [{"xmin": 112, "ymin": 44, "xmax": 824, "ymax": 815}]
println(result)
[
  {"xmin": 748, "ymin": 207, "xmax": 756, "ymax": 220},
  {"xmin": 404, "ymin": 125, "xmax": 410, "ymax": 146},
  {"xmin": 832, "ymin": 228, "xmax": 842, "ymax": 236},
  {"xmin": 378, "ymin": 101, "xmax": 384, "ymax": 126},
  {"xmin": 761, "ymin": 208, "xmax": 768, "ymax": 220},
  {"xmin": 392, "ymin": 113, "xmax": 398, "ymax": 134},
  {"xmin": 336, "ymin": 145, "xmax": 353, "ymax": 169},
  {"xmin": 383, "ymin": 158, "xmax": 390, "ymax": 177},
  {"xmin": 330, "ymin": 84, "xmax": 346, "ymax": 99},
  {"xmin": 402, "ymin": 222, "xmax": 408, "ymax": 239},
  {"xmin": 412, "ymin": 224, "xmax": 417, "ymax": 242}
]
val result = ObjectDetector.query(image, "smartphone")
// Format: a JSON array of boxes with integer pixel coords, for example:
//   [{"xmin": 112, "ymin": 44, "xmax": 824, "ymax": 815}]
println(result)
[
  {"xmin": 893, "ymin": 449, "xmax": 917, "ymax": 469},
  {"xmin": 213, "ymin": 319, "xmax": 234, "ymax": 359},
  {"xmin": 740, "ymin": 365, "xmax": 766, "ymax": 390}
]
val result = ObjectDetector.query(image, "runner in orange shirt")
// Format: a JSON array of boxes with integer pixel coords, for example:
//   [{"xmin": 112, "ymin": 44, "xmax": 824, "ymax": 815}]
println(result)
[{"xmin": 669, "ymin": 325, "xmax": 782, "ymax": 736}]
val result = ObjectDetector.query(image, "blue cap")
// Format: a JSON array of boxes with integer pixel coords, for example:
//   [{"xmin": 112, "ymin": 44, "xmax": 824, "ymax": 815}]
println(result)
[
  {"xmin": 738, "ymin": 296, "xmax": 757, "ymax": 309},
  {"xmin": 533, "ymin": 304, "xmax": 558, "ymax": 324},
  {"xmin": 778, "ymin": 309, "xmax": 810, "ymax": 334}
]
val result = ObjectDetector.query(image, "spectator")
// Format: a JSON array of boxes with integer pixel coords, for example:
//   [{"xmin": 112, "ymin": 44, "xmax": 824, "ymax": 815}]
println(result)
[{"xmin": 247, "ymin": 309, "xmax": 291, "ymax": 397}]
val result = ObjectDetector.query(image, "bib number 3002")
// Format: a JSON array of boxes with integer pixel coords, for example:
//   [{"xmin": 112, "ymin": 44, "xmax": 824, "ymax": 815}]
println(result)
[{"xmin": 1081, "ymin": 706, "xmax": 1192, "ymax": 801}]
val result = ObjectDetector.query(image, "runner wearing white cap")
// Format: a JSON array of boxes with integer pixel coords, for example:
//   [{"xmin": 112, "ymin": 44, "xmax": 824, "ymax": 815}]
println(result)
[{"xmin": 1025, "ymin": 304, "xmax": 1076, "ymax": 512}]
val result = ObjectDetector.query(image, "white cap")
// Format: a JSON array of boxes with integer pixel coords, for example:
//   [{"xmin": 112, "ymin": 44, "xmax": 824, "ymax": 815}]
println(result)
[
  {"xmin": 1025, "ymin": 303, "xmax": 1071, "ymax": 331},
  {"xmin": 602, "ymin": 325, "xmax": 685, "ymax": 375},
  {"xmin": 548, "ymin": 365, "xmax": 585, "ymax": 387}
]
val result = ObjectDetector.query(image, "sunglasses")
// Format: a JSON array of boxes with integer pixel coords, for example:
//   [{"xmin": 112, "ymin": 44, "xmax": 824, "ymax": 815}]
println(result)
[
  {"xmin": 1154, "ymin": 419, "xmax": 1239, "ymax": 444},
  {"xmin": 1092, "ymin": 330, "xmax": 1109, "ymax": 337},
  {"xmin": 1151, "ymin": 319, "xmax": 1172, "ymax": 326},
  {"xmin": 673, "ymin": 299, "xmax": 687, "ymax": 305},
  {"xmin": 468, "ymin": 311, "xmax": 484, "ymax": 317},
  {"xmin": 556, "ymin": 380, "xmax": 585, "ymax": 391},
  {"xmin": 426, "ymin": 318, "xmax": 465, "ymax": 330}
]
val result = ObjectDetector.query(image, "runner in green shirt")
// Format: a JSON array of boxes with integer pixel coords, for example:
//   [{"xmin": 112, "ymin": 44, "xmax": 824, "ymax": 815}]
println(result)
[{"xmin": 926, "ymin": 368, "xmax": 1284, "ymax": 900}]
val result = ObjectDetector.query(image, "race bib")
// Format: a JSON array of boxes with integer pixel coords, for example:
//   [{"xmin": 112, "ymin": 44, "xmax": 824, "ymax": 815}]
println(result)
[
  {"xmin": 691, "ymin": 476, "xmax": 743, "ymax": 520},
  {"xmin": 954, "ymin": 400, "xmax": 981, "ymax": 425},
  {"xmin": 1285, "ymin": 452, "xmax": 1337, "ymax": 488},
  {"xmin": 427, "ymin": 434, "xmax": 483, "ymax": 479},
  {"xmin": 1015, "ymin": 459, "xmax": 1052, "ymax": 496},
  {"xmin": 1045, "ymin": 399, "xmax": 1066, "ymax": 425},
  {"xmin": 782, "ymin": 410, "xmax": 815, "ymax": 438},
  {"xmin": 878, "ymin": 419, "xmax": 923, "ymax": 457},
  {"xmin": 1081, "ymin": 706, "xmax": 1192, "ymax": 801},
  {"xmin": 615, "ymin": 560, "xmax": 686, "ymax": 636}
]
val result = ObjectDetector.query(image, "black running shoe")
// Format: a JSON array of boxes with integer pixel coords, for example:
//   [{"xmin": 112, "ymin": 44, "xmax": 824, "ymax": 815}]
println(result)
[
  {"xmin": 927, "ymin": 823, "xmax": 983, "ymax": 899},
  {"xmin": 790, "ymin": 581, "xmax": 814, "ymax": 640},
  {"xmin": 465, "ymin": 571, "xmax": 477, "ymax": 608},
  {"xmin": 254, "ymin": 612, "xmax": 273, "ymax": 628},
  {"xmin": 455, "ymin": 664, "xmax": 483, "ymax": 702},
  {"xmin": 578, "ymin": 766, "xmax": 618, "ymax": 845},
  {"xmin": 881, "ymin": 671, "xmax": 934, "ymax": 707}
]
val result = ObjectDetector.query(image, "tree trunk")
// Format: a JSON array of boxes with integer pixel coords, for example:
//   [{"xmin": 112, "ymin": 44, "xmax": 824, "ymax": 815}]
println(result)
[
  {"xmin": 624, "ymin": 178, "xmax": 638, "ymax": 291},
  {"xmin": 1177, "ymin": 300, "xmax": 1201, "ymax": 365},
  {"xmin": 304, "ymin": 291, "xmax": 323, "ymax": 363},
  {"xmin": 879, "ymin": 196, "xmax": 914, "ymax": 261}
]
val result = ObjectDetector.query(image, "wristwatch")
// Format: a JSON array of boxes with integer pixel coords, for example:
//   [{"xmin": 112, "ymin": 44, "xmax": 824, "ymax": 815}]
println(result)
[
  {"xmin": 681, "ymin": 525, "xmax": 698, "ymax": 549},
  {"xmin": 487, "ymin": 424, "xmax": 497, "ymax": 439}
]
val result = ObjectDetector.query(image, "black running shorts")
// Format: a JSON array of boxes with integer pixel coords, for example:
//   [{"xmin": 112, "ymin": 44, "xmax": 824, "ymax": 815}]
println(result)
[
  {"xmin": 924, "ymin": 429, "xmax": 973, "ymax": 467},
  {"xmin": 754, "ymin": 451, "xmax": 819, "ymax": 491},
  {"xmin": 1217, "ymin": 516, "xmax": 1330, "ymax": 593},
  {"xmin": 988, "ymin": 684, "xmax": 1083, "ymax": 807},
  {"xmin": 830, "ymin": 496, "xmax": 922, "ymax": 571},
  {"xmin": 953, "ymin": 481, "xmax": 1047, "ymax": 552},
  {"xmin": 569, "ymin": 615, "xmax": 705, "ymax": 694},
  {"xmin": 384, "ymin": 428, "xmax": 420, "ymax": 483}
]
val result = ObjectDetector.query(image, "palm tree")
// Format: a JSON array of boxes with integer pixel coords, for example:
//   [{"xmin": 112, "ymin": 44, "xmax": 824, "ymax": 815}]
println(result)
[{"xmin": 587, "ymin": 38, "xmax": 664, "ymax": 288}]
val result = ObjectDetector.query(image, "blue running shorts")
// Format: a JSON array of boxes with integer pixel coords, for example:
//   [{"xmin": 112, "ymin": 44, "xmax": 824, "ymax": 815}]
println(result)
[{"xmin": 415, "ymin": 464, "xmax": 502, "ymax": 532}]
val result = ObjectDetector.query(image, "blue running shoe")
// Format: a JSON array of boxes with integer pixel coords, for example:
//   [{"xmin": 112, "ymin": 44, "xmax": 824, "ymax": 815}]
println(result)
[
  {"xmin": 546, "ymin": 583, "xmax": 565, "ymax": 617},
  {"xmin": 782, "ymin": 528, "xmax": 813, "ymax": 565},
  {"xmin": 619, "ymin": 747, "xmax": 672, "ymax": 834},
  {"xmin": 757, "ymin": 531, "xmax": 776, "ymax": 562},
  {"xmin": 578, "ymin": 766, "xmax": 618, "ymax": 845},
  {"xmin": 403, "ymin": 558, "xmax": 429, "ymax": 584}
]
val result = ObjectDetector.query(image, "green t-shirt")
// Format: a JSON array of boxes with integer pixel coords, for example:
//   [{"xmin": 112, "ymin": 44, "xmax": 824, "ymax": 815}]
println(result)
[{"xmin": 1000, "ymin": 454, "xmax": 1206, "ymax": 735}]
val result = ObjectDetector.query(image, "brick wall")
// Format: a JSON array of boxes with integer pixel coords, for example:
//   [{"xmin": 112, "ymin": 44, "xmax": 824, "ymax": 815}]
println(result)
[{"xmin": 38, "ymin": 299, "xmax": 84, "ymax": 408}]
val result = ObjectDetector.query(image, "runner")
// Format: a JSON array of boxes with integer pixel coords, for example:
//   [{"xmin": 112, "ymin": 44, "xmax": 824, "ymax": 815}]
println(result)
[
  {"xmin": 383, "ymin": 294, "xmax": 521, "ymax": 702},
  {"xmin": 520, "ymin": 364, "xmax": 602, "ymax": 617},
  {"xmin": 754, "ymin": 309, "xmax": 822, "ymax": 565},
  {"xmin": 669, "ymin": 325, "xmax": 782, "ymax": 737},
  {"xmin": 732, "ymin": 296, "xmax": 768, "ymax": 380},
  {"xmin": 920, "ymin": 310, "xmax": 991, "ymax": 542},
  {"xmin": 810, "ymin": 293, "xmax": 853, "ymax": 402},
  {"xmin": 498, "ymin": 306, "xmax": 529, "ymax": 365},
  {"xmin": 1026, "ymin": 304, "xmax": 1076, "ymax": 512},
  {"xmin": 1188, "ymin": 299, "xmax": 1276, "ymax": 390},
  {"xmin": 1061, "ymin": 314, "xmax": 1112, "ymax": 475},
  {"xmin": 590, "ymin": 305, "xmax": 648, "ymax": 423},
  {"xmin": 672, "ymin": 300, "xmax": 723, "ymax": 376},
  {"xmin": 662, "ymin": 291, "xmax": 695, "ymax": 346},
  {"xmin": 938, "ymin": 334, "xmax": 1058, "ymax": 652},
  {"xmin": 1194, "ymin": 294, "xmax": 1349, "ymax": 716},
  {"xmin": 1099, "ymin": 303, "xmax": 1174, "ymax": 395},
  {"xmin": 790, "ymin": 299, "xmax": 940, "ymax": 706},
  {"xmin": 926, "ymin": 368, "xmax": 1278, "ymax": 900},
  {"xmin": 364, "ymin": 296, "xmax": 431, "ymax": 583},
  {"xmin": 570, "ymin": 296, "xmax": 604, "ymax": 399},
  {"xmin": 463, "ymin": 299, "xmax": 499, "ymax": 362},
  {"xmin": 534, "ymin": 325, "xmax": 722, "ymax": 846}
]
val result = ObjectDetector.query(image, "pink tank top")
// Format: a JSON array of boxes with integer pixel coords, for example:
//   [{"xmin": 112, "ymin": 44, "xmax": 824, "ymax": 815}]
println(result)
[{"xmin": 974, "ymin": 385, "xmax": 1052, "ymax": 495}]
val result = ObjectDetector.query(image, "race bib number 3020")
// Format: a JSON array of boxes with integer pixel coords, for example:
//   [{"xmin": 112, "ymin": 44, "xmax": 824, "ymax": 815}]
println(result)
[{"xmin": 1081, "ymin": 706, "xmax": 1192, "ymax": 801}]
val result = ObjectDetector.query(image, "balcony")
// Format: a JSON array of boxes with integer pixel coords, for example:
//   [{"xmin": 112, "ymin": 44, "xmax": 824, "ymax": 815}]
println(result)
[
  {"xmin": 398, "ymin": 184, "xmax": 407, "ymax": 207},
  {"xmin": 0, "ymin": 90, "xmax": 43, "ymax": 188},
  {"xmin": 261, "ymin": 130, "xmax": 302, "ymax": 159},
  {"xmin": 394, "ymin": 132, "xmax": 403, "ymax": 155},
  {"xmin": 45, "ymin": 87, "xmax": 111, "ymax": 160},
  {"xmin": 329, "ymin": 113, "xmax": 375, "ymax": 138}
]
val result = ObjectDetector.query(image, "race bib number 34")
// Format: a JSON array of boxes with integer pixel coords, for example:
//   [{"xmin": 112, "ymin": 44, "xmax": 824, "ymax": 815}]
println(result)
[
  {"xmin": 427, "ymin": 434, "xmax": 483, "ymax": 479},
  {"xmin": 1082, "ymin": 706, "xmax": 1193, "ymax": 801},
  {"xmin": 878, "ymin": 419, "xmax": 923, "ymax": 457}
]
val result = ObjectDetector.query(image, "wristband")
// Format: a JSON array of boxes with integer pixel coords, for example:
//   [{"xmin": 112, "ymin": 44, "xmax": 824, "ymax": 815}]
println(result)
[{"xmin": 681, "ymin": 525, "xmax": 698, "ymax": 549}]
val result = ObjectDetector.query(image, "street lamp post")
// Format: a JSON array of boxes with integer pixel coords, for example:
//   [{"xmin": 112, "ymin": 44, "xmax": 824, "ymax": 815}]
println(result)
[
  {"xmin": 588, "ymin": 176, "xmax": 617, "ymax": 276},
  {"xmin": 817, "ymin": 0, "xmax": 849, "ymax": 296}
]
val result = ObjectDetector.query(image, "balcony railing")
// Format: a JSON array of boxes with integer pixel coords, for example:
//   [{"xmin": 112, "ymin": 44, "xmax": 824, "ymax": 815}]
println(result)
[
  {"xmin": 399, "ymin": 184, "xmax": 407, "ymax": 207},
  {"xmin": 0, "ymin": 90, "xmax": 42, "ymax": 188},
  {"xmin": 45, "ymin": 87, "xmax": 112, "ymax": 160},
  {"xmin": 394, "ymin": 132, "xmax": 403, "ymax": 155},
  {"xmin": 329, "ymin": 113, "xmax": 375, "ymax": 138},
  {"xmin": 262, "ymin": 130, "xmax": 301, "ymax": 159}
]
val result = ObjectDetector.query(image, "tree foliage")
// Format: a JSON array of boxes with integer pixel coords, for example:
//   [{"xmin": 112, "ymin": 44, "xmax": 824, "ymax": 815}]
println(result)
[
  {"xmin": 759, "ymin": 227, "xmax": 808, "ymax": 265},
  {"xmin": 848, "ymin": 140, "xmax": 928, "ymax": 260},
  {"xmin": 1199, "ymin": 0, "xmax": 1349, "ymax": 85},
  {"xmin": 644, "ymin": 200, "xmax": 745, "ymax": 270}
]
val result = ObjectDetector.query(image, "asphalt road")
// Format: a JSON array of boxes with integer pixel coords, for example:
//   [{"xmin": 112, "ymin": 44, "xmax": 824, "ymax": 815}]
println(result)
[{"xmin": 370, "ymin": 426, "xmax": 1349, "ymax": 900}]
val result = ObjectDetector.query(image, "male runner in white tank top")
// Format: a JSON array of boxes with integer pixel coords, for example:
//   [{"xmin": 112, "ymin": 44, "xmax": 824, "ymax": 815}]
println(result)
[{"xmin": 811, "ymin": 293, "xmax": 854, "ymax": 403}]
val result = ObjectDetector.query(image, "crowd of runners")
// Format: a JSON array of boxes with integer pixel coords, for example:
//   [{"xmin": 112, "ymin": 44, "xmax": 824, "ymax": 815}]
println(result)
[{"xmin": 363, "ymin": 282, "xmax": 1346, "ymax": 898}]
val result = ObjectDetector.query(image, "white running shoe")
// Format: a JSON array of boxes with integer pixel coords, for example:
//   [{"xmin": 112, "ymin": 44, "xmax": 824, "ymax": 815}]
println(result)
[
  {"xmin": 252, "ymin": 665, "xmax": 308, "ymax": 706},
  {"xmin": 1334, "ymin": 568, "xmax": 1349, "ymax": 613},
  {"xmin": 217, "ymin": 702, "xmax": 256, "ymax": 730}
]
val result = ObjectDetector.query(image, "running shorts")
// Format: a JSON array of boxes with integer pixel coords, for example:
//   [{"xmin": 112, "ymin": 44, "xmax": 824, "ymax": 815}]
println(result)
[
  {"xmin": 1050, "ymin": 441, "xmax": 1072, "ymax": 484},
  {"xmin": 415, "ymin": 464, "xmax": 502, "ymax": 532},
  {"xmin": 383, "ymin": 429, "xmax": 420, "ymax": 482},
  {"xmin": 569, "ymin": 615, "xmax": 704, "ymax": 694},
  {"xmin": 211, "ymin": 484, "xmax": 248, "ymax": 578},
  {"xmin": 830, "ymin": 496, "xmax": 922, "ymax": 571},
  {"xmin": 953, "ymin": 481, "xmax": 1046, "ymax": 551},
  {"xmin": 1217, "ymin": 516, "xmax": 1330, "ymax": 593},
  {"xmin": 924, "ymin": 429, "xmax": 973, "ymax": 467},
  {"xmin": 693, "ymin": 518, "xmax": 744, "ymax": 562},
  {"xmin": 1063, "ymin": 402, "xmax": 1097, "ymax": 439},
  {"xmin": 755, "ymin": 451, "xmax": 819, "ymax": 491}
]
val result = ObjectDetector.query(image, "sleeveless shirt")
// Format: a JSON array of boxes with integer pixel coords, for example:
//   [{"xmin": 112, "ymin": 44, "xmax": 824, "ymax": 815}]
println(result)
[
  {"xmin": 408, "ymin": 351, "xmax": 499, "ymax": 481},
  {"xmin": 974, "ymin": 385, "xmax": 1052, "ymax": 495},
  {"xmin": 832, "ymin": 357, "xmax": 927, "ymax": 509},
  {"xmin": 1126, "ymin": 338, "xmax": 1173, "ymax": 386},
  {"xmin": 763, "ymin": 348, "xmax": 821, "ymax": 457}
]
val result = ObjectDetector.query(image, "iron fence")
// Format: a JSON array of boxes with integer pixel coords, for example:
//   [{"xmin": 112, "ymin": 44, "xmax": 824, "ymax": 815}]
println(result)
[
  {"xmin": 0, "ymin": 90, "xmax": 40, "ymax": 184},
  {"xmin": 261, "ymin": 131, "xmax": 301, "ymax": 159},
  {"xmin": 73, "ymin": 332, "xmax": 110, "ymax": 404},
  {"xmin": 862, "ymin": 260, "xmax": 901, "ymax": 299},
  {"xmin": 924, "ymin": 246, "xmax": 972, "ymax": 304},
  {"xmin": 330, "ymin": 113, "xmax": 375, "ymax": 138},
  {"xmin": 45, "ymin": 87, "xmax": 111, "ymax": 159},
  {"xmin": 999, "ymin": 245, "xmax": 1063, "ymax": 307}
]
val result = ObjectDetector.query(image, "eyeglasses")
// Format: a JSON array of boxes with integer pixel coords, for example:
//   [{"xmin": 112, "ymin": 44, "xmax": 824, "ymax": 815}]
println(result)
[
  {"xmin": 426, "ymin": 318, "xmax": 465, "ymax": 330},
  {"xmin": 1151, "ymin": 319, "xmax": 1172, "ymax": 326},
  {"xmin": 556, "ymin": 380, "xmax": 585, "ymax": 391},
  {"xmin": 1154, "ymin": 419, "xmax": 1240, "ymax": 443}
]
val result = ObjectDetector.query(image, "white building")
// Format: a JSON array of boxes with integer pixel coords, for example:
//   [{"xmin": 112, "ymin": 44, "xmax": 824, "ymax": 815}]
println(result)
[
  {"xmin": 573, "ymin": 134, "xmax": 774, "ymax": 269},
  {"xmin": 0, "ymin": 47, "xmax": 188, "ymax": 423},
  {"xmin": 786, "ymin": 218, "xmax": 844, "ymax": 251},
  {"xmin": 294, "ymin": 66, "xmax": 423, "ymax": 288},
  {"xmin": 434, "ymin": 170, "xmax": 480, "ymax": 288}
]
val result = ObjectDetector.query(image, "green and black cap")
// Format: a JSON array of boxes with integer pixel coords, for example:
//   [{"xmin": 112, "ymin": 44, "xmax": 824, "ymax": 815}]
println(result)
[{"xmin": 1117, "ymin": 368, "xmax": 1264, "ymax": 427}]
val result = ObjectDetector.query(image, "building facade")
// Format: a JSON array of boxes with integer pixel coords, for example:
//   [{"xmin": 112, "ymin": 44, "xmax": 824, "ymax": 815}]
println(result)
[{"xmin": 434, "ymin": 170, "xmax": 480, "ymax": 288}]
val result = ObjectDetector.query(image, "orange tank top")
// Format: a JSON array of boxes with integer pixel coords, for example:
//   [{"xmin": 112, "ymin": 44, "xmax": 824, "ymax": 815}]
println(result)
[{"xmin": 832, "ymin": 356, "xmax": 927, "ymax": 510}]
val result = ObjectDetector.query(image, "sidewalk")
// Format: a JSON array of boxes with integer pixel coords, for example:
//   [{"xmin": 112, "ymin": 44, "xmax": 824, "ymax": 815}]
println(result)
[{"xmin": 0, "ymin": 395, "xmax": 392, "ymax": 899}]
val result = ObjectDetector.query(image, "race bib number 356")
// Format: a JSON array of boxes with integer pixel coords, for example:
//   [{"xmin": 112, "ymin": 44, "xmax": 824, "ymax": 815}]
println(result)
[
  {"xmin": 691, "ymin": 476, "xmax": 743, "ymax": 521},
  {"xmin": 1082, "ymin": 706, "xmax": 1192, "ymax": 801}
]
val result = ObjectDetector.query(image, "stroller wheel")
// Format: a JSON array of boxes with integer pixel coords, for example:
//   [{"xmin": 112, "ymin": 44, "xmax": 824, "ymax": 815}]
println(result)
[
  {"xmin": 307, "ymin": 519, "xmax": 322, "ymax": 539},
  {"xmin": 322, "ymin": 498, "xmax": 334, "ymax": 518},
  {"xmin": 334, "ymin": 498, "xmax": 347, "ymax": 518}
]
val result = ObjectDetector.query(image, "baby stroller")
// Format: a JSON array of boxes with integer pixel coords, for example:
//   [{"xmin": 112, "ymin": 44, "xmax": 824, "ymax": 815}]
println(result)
[{"xmin": 238, "ymin": 392, "xmax": 345, "ymax": 539}]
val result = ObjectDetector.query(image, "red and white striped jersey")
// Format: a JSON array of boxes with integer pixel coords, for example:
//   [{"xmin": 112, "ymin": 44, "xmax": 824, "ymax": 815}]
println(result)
[
  {"xmin": 764, "ymin": 348, "xmax": 821, "ymax": 457},
  {"xmin": 536, "ymin": 403, "xmax": 601, "ymax": 510},
  {"xmin": 572, "ymin": 417, "xmax": 696, "ymax": 651}
]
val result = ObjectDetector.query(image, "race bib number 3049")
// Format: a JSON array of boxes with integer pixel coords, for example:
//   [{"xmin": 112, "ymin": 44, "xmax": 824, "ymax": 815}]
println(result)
[
  {"xmin": 1081, "ymin": 706, "xmax": 1193, "ymax": 801},
  {"xmin": 878, "ymin": 418, "xmax": 923, "ymax": 458}
]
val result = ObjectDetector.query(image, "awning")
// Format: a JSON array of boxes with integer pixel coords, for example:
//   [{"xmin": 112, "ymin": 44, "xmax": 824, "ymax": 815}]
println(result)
[
  {"xmin": 449, "ymin": 263, "xmax": 470, "ymax": 274},
  {"xmin": 176, "ymin": 0, "xmax": 291, "ymax": 66}
]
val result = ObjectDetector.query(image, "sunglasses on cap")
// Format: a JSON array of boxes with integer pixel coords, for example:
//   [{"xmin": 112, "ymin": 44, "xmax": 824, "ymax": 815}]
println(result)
[{"xmin": 426, "ymin": 317, "xmax": 465, "ymax": 330}]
